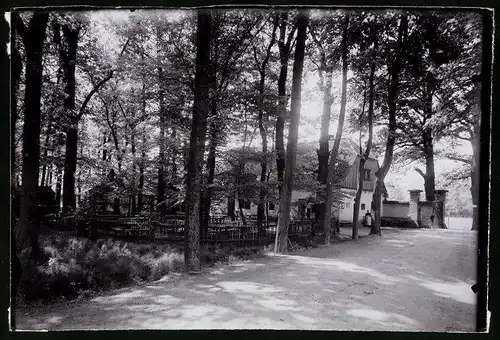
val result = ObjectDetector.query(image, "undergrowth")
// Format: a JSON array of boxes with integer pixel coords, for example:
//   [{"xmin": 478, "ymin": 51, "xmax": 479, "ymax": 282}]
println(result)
[{"xmin": 18, "ymin": 235, "xmax": 267, "ymax": 302}]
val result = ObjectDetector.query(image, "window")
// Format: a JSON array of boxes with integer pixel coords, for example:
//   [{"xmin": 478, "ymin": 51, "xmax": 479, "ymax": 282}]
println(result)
[
  {"xmin": 269, "ymin": 202, "xmax": 275, "ymax": 211},
  {"xmin": 364, "ymin": 169, "xmax": 371, "ymax": 181},
  {"xmin": 361, "ymin": 203, "xmax": 366, "ymax": 210},
  {"xmin": 346, "ymin": 202, "xmax": 351, "ymax": 208},
  {"xmin": 340, "ymin": 202, "xmax": 345, "ymax": 209},
  {"xmin": 242, "ymin": 200, "xmax": 251, "ymax": 209}
]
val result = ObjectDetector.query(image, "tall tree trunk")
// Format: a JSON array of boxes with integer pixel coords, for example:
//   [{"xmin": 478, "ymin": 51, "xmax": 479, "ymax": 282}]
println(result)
[
  {"xmin": 228, "ymin": 195, "xmax": 235, "ymax": 220},
  {"xmin": 371, "ymin": 15, "xmax": 408, "ymax": 235},
  {"xmin": 274, "ymin": 11, "xmax": 308, "ymax": 254},
  {"xmin": 40, "ymin": 122, "xmax": 52, "ymax": 187},
  {"xmin": 322, "ymin": 15, "xmax": 349, "ymax": 244},
  {"xmin": 352, "ymin": 39, "xmax": 376, "ymax": 240},
  {"xmin": 58, "ymin": 24, "xmax": 114, "ymax": 213},
  {"xmin": 76, "ymin": 132, "xmax": 83, "ymax": 207},
  {"xmin": 182, "ymin": 139, "xmax": 189, "ymax": 171},
  {"xmin": 131, "ymin": 130, "xmax": 136, "ymax": 215},
  {"xmin": 275, "ymin": 13, "xmax": 295, "ymax": 197},
  {"xmin": 55, "ymin": 142, "xmax": 62, "ymax": 213},
  {"xmin": 102, "ymin": 133, "xmax": 107, "ymax": 162},
  {"xmin": 256, "ymin": 18, "xmax": 277, "ymax": 232},
  {"xmin": 62, "ymin": 127, "xmax": 78, "ymax": 213},
  {"xmin": 184, "ymin": 11, "xmax": 211, "ymax": 273},
  {"xmin": 157, "ymin": 67, "xmax": 166, "ymax": 213},
  {"xmin": 236, "ymin": 161, "xmax": 247, "ymax": 227},
  {"xmin": 201, "ymin": 115, "xmax": 217, "ymax": 226},
  {"xmin": 138, "ymin": 78, "xmax": 147, "ymax": 214},
  {"xmin": 317, "ymin": 67, "xmax": 334, "ymax": 184},
  {"xmin": 47, "ymin": 164, "xmax": 53, "ymax": 186},
  {"xmin": 257, "ymin": 85, "xmax": 268, "ymax": 232},
  {"xmin": 77, "ymin": 178, "xmax": 81, "ymax": 207},
  {"xmin": 422, "ymin": 127, "xmax": 436, "ymax": 202},
  {"xmin": 138, "ymin": 133, "xmax": 146, "ymax": 214},
  {"xmin": 40, "ymin": 67, "xmax": 61, "ymax": 188},
  {"xmin": 60, "ymin": 25, "xmax": 79, "ymax": 214},
  {"xmin": 171, "ymin": 126, "xmax": 178, "ymax": 179},
  {"xmin": 238, "ymin": 199, "xmax": 247, "ymax": 226},
  {"xmin": 55, "ymin": 170, "xmax": 62, "ymax": 211},
  {"xmin": 15, "ymin": 12, "xmax": 49, "ymax": 260}
]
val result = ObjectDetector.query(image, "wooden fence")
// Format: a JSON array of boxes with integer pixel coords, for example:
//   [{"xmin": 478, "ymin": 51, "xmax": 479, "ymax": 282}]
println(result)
[{"xmin": 76, "ymin": 214, "xmax": 335, "ymax": 246}]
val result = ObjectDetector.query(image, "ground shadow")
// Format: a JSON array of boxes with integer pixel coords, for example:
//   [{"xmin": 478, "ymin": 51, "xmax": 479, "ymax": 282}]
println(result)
[{"xmin": 16, "ymin": 228, "xmax": 477, "ymax": 331}]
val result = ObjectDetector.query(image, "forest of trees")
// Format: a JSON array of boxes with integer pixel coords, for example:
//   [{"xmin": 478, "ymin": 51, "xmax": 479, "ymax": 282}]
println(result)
[{"xmin": 11, "ymin": 8, "xmax": 484, "ymax": 271}]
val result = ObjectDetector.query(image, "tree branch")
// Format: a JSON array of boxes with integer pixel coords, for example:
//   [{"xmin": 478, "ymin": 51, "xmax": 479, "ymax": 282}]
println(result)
[
  {"xmin": 100, "ymin": 97, "xmax": 121, "ymax": 156},
  {"xmin": 251, "ymin": 43, "xmax": 261, "ymax": 72},
  {"xmin": 451, "ymin": 133, "xmax": 472, "ymax": 142},
  {"xmin": 117, "ymin": 100, "xmax": 133, "ymax": 129},
  {"xmin": 119, "ymin": 37, "xmax": 130, "ymax": 57},
  {"xmin": 444, "ymin": 154, "xmax": 473, "ymax": 165},
  {"xmin": 309, "ymin": 26, "xmax": 327, "ymax": 68},
  {"xmin": 285, "ymin": 22, "xmax": 297, "ymax": 51},
  {"xmin": 414, "ymin": 167, "xmax": 426, "ymax": 179},
  {"xmin": 262, "ymin": 16, "xmax": 279, "ymax": 72},
  {"xmin": 77, "ymin": 70, "xmax": 114, "ymax": 120}
]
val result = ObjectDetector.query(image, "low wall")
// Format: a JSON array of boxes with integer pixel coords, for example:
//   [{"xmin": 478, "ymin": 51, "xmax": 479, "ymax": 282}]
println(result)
[
  {"xmin": 382, "ymin": 201, "xmax": 410, "ymax": 218},
  {"xmin": 381, "ymin": 216, "xmax": 419, "ymax": 228},
  {"xmin": 381, "ymin": 201, "xmax": 418, "ymax": 228}
]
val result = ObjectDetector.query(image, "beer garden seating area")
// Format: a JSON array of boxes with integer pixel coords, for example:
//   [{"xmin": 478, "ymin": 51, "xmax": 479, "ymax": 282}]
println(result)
[
  {"xmin": 74, "ymin": 211, "xmax": 334, "ymax": 246},
  {"xmin": 60, "ymin": 187, "xmax": 341, "ymax": 247}
]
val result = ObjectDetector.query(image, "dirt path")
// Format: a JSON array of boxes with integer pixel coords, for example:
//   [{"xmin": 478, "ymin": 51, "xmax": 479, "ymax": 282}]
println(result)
[{"xmin": 15, "ymin": 227, "xmax": 477, "ymax": 331}]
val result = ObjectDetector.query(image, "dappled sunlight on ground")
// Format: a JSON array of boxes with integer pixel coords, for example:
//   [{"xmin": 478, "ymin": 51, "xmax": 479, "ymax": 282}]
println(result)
[
  {"xmin": 256, "ymin": 297, "xmax": 301, "ymax": 312},
  {"xmin": 385, "ymin": 239, "xmax": 417, "ymax": 247},
  {"xmin": 16, "ymin": 228, "xmax": 477, "ymax": 331},
  {"xmin": 405, "ymin": 275, "xmax": 476, "ymax": 305},
  {"xmin": 216, "ymin": 281, "xmax": 283, "ymax": 294},
  {"xmin": 93, "ymin": 289, "xmax": 146, "ymax": 304},
  {"xmin": 283, "ymin": 255, "xmax": 401, "ymax": 285}
]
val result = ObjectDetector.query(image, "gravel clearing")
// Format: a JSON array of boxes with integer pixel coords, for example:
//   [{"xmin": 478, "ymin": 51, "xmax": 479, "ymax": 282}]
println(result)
[{"xmin": 14, "ymin": 227, "xmax": 477, "ymax": 331}]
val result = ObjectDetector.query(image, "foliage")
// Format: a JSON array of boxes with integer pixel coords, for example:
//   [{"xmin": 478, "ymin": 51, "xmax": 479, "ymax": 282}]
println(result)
[
  {"xmin": 19, "ymin": 234, "xmax": 266, "ymax": 301},
  {"xmin": 394, "ymin": 12, "xmax": 481, "ymax": 163}
]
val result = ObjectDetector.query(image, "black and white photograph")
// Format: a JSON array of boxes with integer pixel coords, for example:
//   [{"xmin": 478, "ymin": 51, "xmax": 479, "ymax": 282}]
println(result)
[{"xmin": 8, "ymin": 6, "xmax": 492, "ymax": 332}]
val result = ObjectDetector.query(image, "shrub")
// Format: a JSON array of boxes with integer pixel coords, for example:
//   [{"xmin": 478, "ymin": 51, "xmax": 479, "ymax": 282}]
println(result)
[
  {"xmin": 149, "ymin": 252, "xmax": 184, "ymax": 281},
  {"xmin": 19, "ymin": 234, "xmax": 267, "ymax": 302},
  {"xmin": 19, "ymin": 236, "xmax": 185, "ymax": 301}
]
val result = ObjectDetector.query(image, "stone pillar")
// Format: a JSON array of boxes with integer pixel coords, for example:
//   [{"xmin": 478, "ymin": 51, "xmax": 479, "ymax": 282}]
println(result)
[
  {"xmin": 408, "ymin": 190, "xmax": 422, "ymax": 227},
  {"xmin": 433, "ymin": 189, "xmax": 448, "ymax": 229}
]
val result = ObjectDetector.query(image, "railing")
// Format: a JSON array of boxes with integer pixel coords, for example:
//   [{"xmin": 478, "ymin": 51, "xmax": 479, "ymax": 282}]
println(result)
[
  {"xmin": 200, "ymin": 224, "xmax": 259, "ymax": 245},
  {"xmin": 79, "ymin": 213, "xmax": 323, "ymax": 246},
  {"xmin": 93, "ymin": 215, "xmax": 153, "ymax": 238},
  {"xmin": 288, "ymin": 220, "xmax": 314, "ymax": 236}
]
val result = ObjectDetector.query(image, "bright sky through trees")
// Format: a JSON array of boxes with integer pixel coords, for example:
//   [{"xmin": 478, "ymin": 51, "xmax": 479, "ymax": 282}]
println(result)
[{"xmin": 87, "ymin": 9, "xmax": 474, "ymax": 203}]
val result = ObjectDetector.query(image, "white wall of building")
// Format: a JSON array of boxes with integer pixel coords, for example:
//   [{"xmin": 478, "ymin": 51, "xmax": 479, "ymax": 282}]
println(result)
[
  {"xmin": 337, "ymin": 189, "xmax": 374, "ymax": 223},
  {"xmin": 234, "ymin": 200, "xmax": 279, "ymax": 217},
  {"xmin": 229, "ymin": 189, "xmax": 387, "ymax": 224},
  {"xmin": 232, "ymin": 190, "xmax": 315, "ymax": 218}
]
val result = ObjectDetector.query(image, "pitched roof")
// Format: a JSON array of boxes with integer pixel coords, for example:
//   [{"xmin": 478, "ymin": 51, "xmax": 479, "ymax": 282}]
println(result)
[{"xmin": 298, "ymin": 137, "xmax": 386, "ymax": 194}]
